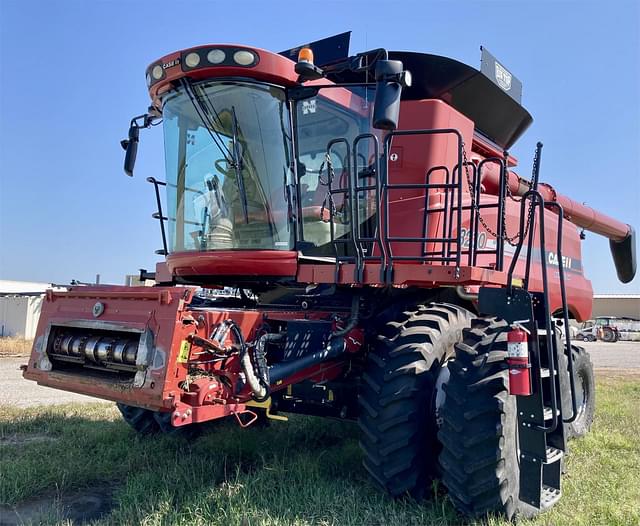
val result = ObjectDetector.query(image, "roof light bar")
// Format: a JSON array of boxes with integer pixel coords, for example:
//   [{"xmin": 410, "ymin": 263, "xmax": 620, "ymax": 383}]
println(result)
[
  {"xmin": 181, "ymin": 47, "xmax": 259, "ymax": 72},
  {"xmin": 146, "ymin": 47, "xmax": 259, "ymax": 89}
]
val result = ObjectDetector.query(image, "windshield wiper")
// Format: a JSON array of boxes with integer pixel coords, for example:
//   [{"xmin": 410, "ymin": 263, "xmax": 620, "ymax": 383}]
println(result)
[
  {"xmin": 230, "ymin": 106, "xmax": 249, "ymax": 224},
  {"xmin": 181, "ymin": 79, "xmax": 249, "ymax": 224},
  {"xmin": 180, "ymin": 78, "xmax": 234, "ymax": 166}
]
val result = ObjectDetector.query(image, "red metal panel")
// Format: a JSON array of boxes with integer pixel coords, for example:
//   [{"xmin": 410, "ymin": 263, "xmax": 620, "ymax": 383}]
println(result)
[
  {"xmin": 23, "ymin": 286, "xmax": 197, "ymax": 410},
  {"xmin": 167, "ymin": 250, "xmax": 298, "ymax": 278},
  {"xmin": 383, "ymin": 100, "xmax": 475, "ymax": 259}
]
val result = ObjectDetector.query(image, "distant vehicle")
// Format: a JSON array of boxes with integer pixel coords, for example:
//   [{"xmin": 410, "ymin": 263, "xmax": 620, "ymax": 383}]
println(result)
[
  {"xmin": 576, "ymin": 323, "xmax": 596, "ymax": 342},
  {"xmin": 577, "ymin": 316, "xmax": 640, "ymax": 342}
]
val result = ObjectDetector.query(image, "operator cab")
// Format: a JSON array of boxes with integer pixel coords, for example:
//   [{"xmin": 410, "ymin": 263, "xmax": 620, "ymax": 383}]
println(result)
[
  {"xmin": 122, "ymin": 34, "xmax": 536, "ymax": 287},
  {"xmin": 122, "ymin": 36, "xmax": 405, "ymax": 284}
]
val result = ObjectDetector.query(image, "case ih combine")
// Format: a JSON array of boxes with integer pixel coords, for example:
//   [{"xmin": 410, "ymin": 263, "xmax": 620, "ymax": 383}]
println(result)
[{"xmin": 23, "ymin": 33, "xmax": 636, "ymax": 519}]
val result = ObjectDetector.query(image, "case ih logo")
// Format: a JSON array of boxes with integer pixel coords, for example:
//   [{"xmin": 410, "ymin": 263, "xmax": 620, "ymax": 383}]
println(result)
[
  {"xmin": 163, "ymin": 58, "xmax": 180, "ymax": 69},
  {"xmin": 494, "ymin": 62, "xmax": 512, "ymax": 91}
]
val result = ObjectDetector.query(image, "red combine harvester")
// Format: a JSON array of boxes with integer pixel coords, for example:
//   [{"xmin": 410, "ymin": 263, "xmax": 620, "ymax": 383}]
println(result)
[{"xmin": 24, "ymin": 33, "xmax": 636, "ymax": 519}]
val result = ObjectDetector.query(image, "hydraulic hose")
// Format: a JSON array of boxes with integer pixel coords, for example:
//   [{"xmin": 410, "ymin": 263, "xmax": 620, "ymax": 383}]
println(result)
[
  {"xmin": 229, "ymin": 322, "xmax": 278, "ymax": 403},
  {"xmin": 247, "ymin": 332, "xmax": 283, "ymax": 402},
  {"xmin": 233, "ymin": 297, "xmax": 360, "ymax": 399},
  {"xmin": 331, "ymin": 295, "xmax": 360, "ymax": 337}
]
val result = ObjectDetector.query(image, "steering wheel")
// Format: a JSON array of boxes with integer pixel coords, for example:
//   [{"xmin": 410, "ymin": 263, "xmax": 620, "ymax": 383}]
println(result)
[{"xmin": 214, "ymin": 158, "xmax": 232, "ymax": 175}]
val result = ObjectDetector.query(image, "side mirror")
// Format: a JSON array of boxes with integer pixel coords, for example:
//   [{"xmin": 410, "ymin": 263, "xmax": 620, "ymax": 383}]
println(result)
[
  {"xmin": 372, "ymin": 60, "xmax": 411, "ymax": 130},
  {"xmin": 121, "ymin": 112, "xmax": 160, "ymax": 177},
  {"xmin": 121, "ymin": 120, "xmax": 140, "ymax": 177}
]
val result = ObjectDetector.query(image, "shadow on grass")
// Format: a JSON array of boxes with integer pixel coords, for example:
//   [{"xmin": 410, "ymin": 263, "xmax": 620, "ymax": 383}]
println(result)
[{"xmin": 0, "ymin": 407, "xmax": 471, "ymax": 525}]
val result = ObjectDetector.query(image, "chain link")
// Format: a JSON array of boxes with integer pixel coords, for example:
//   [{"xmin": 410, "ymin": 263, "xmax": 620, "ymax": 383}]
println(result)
[
  {"xmin": 461, "ymin": 143, "xmax": 537, "ymax": 247},
  {"xmin": 319, "ymin": 152, "xmax": 338, "ymax": 222}
]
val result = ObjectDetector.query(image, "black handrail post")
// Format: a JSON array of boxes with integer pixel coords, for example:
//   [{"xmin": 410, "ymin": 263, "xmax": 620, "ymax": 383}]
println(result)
[
  {"xmin": 147, "ymin": 177, "xmax": 168, "ymax": 256},
  {"xmin": 455, "ymin": 133, "xmax": 463, "ymax": 276},
  {"xmin": 352, "ymin": 133, "xmax": 382, "ymax": 282},
  {"xmin": 531, "ymin": 192, "xmax": 559, "ymax": 433},
  {"xmin": 547, "ymin": 201, "xmax": 579, "ymax": 424},
  {"xmin": 465, "ymin": 163, "xmax": 480, "ymax": 266},
  {"xmin": 326, "ymin": 138, "xmax": 355, "ymax": 283},
  {"xmin": 496, "ymin": 151, "xmax": 508, "ymax": 271}
]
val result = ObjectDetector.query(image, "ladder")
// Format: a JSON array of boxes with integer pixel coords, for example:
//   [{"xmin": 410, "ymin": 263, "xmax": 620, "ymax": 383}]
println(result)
[{"xmin": 478, "ymin": 142, "xmax": 579, "ymax": 510}]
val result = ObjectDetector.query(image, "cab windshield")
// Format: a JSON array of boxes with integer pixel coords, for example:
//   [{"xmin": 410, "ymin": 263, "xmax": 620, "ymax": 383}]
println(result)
[{"xmin": 162, "ymin": 81, "xmax": 294, "ymax": 252}]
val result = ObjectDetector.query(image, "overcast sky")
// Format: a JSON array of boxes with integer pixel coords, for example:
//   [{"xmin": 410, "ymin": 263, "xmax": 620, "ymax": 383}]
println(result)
[{"xmin": 0, "ymin": 0, "xmax": 638, "ymax": 293}]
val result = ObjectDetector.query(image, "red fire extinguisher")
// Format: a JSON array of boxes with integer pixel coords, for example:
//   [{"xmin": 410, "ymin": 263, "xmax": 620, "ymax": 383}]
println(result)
[{"xmin": 507, "ymin": 325, "xmax": 532, "ymax": 396}]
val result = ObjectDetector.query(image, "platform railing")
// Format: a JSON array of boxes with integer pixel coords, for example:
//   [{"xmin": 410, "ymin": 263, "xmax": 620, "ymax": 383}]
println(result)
[{"xmin": 321, "ymin": 128, "xmax": 510, "ymax": 283}]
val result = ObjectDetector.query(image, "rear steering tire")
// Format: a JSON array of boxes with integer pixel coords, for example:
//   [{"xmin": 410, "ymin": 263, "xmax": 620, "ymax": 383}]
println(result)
[
  {"xmin": 116, "ymin": 403, "xmax": 197, "ymax": 438},
  {"xmin": 116, "ymin": 403, "xmax": 158, "ymax": 435},
  {"xmin": 358, "ymin": 302, "xmax": 473, "ymax": 499}
]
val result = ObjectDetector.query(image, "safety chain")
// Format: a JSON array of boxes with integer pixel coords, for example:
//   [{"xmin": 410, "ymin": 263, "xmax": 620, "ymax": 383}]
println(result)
[
  {"xmin": 461, "ymin": 143, "xmax": 537, "ymax": 247},
  {"xmin": 319, "ymin": 152, "xmax": 338, "ymax": 223}
]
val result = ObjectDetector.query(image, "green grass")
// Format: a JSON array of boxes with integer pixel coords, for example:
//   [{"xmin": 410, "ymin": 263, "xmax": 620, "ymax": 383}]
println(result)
[{"xmin": 1, "ymin": 377, "xmax": 638, "ymax": 525}]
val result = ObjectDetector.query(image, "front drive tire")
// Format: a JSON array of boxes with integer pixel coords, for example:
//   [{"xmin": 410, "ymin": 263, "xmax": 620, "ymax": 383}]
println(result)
[
  {"xmin": 438, "ymin": 318, "xmax": 539, "ymax": 520},
  {"xmin": 358, "ymin": 302, "xmax": 473, "ymax": 499}
]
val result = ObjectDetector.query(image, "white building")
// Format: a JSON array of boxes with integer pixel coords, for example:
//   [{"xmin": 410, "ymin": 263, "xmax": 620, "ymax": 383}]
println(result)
[
  {"xmin": 592, "ymin": 294, "xmax": 640, "ymax": 319},
  {"xmin": 0, "ymin": 280, "xmax": 65, "ymax": 339}
]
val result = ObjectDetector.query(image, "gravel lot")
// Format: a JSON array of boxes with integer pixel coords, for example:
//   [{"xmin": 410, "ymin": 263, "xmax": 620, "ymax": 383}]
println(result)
[
  {"xmin": 1, "ymin": 341, "xmax": 638, "ymax": 408},
  {"xmin": 0, "ymin": 358, "xmax": 109, "ymax": 408},
  {"xmin": 579, "ymin": 340, "xmax": 640, "ymax": 369}
]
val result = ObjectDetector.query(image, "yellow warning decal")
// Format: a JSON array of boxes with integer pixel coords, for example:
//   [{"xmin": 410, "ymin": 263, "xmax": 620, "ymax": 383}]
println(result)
[
  {"xmin": 511, "ymin": 278, "xmax": 524, "ymax": 287},
  {"xmin": 177, "ymin": 340, "xmax": 191, "ymax": 363}
]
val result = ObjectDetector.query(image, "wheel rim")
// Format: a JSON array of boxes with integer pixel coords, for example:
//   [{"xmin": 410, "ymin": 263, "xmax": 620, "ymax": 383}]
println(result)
[
  {"xmin": 434, "ymin": 361, "xmax": 450, "ymax": 428},
  {"xmin": 574, "ymin": 369, "xmax": 588, "ymax": 422}
]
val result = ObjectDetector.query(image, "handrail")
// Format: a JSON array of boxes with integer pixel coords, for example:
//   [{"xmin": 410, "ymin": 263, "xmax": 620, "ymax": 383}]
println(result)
[{"xmin": 147, "ymin": 177, "xmax": 169, "ymax": 256}]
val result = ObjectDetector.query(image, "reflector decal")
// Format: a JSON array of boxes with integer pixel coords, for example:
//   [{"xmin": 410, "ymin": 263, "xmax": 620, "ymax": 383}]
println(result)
[{"xmin": 177, "ymin": 340, "xmax": 191, "ymax": 363}]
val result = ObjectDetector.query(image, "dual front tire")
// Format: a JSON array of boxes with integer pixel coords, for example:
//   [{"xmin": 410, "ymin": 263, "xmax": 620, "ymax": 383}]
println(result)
[
  {"xmin": 358, "ymin": 302, "xmax": 473, "ymax": 498},
  {"xmin": 360, "ymin": 312, "xmax": 596, "ymax": 519}
]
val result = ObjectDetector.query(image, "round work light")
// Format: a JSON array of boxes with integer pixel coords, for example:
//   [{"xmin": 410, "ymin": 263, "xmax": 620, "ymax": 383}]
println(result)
[
  {"xmin": 233, "ymin": 50, "xmax": 255, "ymax": 66},
  {"xmin": 207, "ymin": 49, "xmax": 226, "ymax": 64},
  {"xmin": 185, "ymin": 52, "xmax": 201, "ymax": 68},
  {"xmin": 151, "ymin": 65, "xmax": 163, "ymax": 80}
]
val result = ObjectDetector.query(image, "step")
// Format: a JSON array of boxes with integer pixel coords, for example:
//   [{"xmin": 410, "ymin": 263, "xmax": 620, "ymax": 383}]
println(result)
[
  {"xmin": 540, "ymin": 484, "xmax": 562, "ymax": 510},
  {"xmin": 540, "ymin": 367, "xmax": 557, "ymax": 378},
  {"xmin": 545, "ymin": 446, "xmax": 564, "ymax": 464},
  {"xmin": 543, "ymin": 406, "xmax": 560, "ymax": 421}
]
